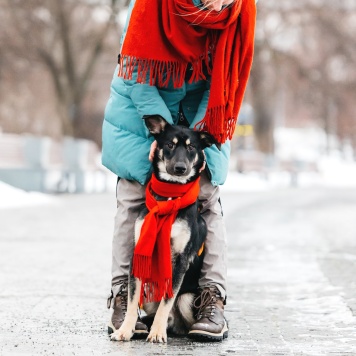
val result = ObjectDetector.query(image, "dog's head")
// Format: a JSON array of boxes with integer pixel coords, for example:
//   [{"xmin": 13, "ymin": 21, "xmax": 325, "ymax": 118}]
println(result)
[{"xmin": 145, "ymin": 116, "xmax": 221, "ymax": 184}]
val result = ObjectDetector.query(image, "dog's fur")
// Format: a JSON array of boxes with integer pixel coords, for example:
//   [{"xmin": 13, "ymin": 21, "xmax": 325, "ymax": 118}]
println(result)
[{"xmin": 110, "ymin": 116, "xmax": 220, "ymax": 343}]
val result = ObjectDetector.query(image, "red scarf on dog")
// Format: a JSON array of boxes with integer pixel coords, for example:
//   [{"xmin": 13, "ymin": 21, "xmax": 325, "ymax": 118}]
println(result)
[
  {"xmin": 132, "ymin": 174, "xmax": 200, "ymax": 302},
  {"xmin": 118, "ymin": 0, "xmax": 256, "ymax": 143}
]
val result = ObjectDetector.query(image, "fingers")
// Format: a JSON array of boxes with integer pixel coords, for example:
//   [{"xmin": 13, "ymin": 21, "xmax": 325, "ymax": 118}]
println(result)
[
  {"xmin": 201, "ymin": 0, "xmax": 222, "ymax": 11},
  {"xmin": 199, "ymin": 151, "xmax": 206, "ymax": 173},
  {"xmin": 200, "ymin": 0, "xmax": 234, "ymax": 11},
  {"xmin": 149, "ymin": 140, "xmax": 157, "ymax": 162}
]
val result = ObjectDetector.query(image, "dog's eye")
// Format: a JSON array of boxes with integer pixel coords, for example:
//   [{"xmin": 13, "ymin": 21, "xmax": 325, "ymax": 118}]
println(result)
[
  {"xmin": 167, "ymin": 142, "xmax": 175, "ymax": 149},
  {"xmin": 187, "ymin": 144, "xmax": 195, "ymax": 151}
]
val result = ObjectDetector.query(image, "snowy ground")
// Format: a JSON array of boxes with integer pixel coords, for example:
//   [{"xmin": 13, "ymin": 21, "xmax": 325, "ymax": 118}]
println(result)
[{"xmin": 1, "ymin": 186, "xmax": 356, "ymax": 355}]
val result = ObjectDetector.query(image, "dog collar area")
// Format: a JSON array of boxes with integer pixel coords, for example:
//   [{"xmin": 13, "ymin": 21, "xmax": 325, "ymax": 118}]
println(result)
[{"xmin": 149, "ymin": 187, "xmax": 180, "ymax": 201}]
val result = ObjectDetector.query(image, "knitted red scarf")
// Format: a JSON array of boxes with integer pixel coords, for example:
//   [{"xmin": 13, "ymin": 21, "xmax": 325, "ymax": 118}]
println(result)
[
  {"xmin": 132, "ymin": 174, "xmax": 200, "ymax": 302},
  {"xmin": 118, "ymin": 0, "xmax": 256, "ymax": 143}
]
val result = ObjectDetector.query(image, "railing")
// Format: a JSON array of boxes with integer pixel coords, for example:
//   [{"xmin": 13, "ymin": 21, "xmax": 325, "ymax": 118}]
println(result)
[{"xmin": 0, "ymin": 134, "xmax": 111, "ymax": 193}]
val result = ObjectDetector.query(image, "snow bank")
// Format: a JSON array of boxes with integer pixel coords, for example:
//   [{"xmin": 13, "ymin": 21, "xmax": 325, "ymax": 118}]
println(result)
[
  {"xmin": 222, "ymin": 157, "xmax": 356, "ymax": 193},
  {"xmin": 0, "ymin": 181, "xmax": 57, "ymax": 209},
  {"xmin": 318, "ymin": 157, "xmax": 356, "ymax": 188},
  {"xmin": 221, "ymin": 127, "xmax": 356, "ymax": 193}
]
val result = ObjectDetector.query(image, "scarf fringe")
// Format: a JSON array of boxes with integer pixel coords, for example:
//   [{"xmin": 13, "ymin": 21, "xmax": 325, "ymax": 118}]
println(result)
[
  {"xmin": 189, "ymin": 52, "xmax": 210, "ymax": 83},
  {"xmin": 132, "ymin": 254, "xmax": 152, "ymax": 279},
  {"xmin": 194, "ymin": 106, "xmax": 238, "ymax": 144},
  {"xmin": 118, "ymin": 54, "xmax": 210, "ymax": 89},
  {"xmin": 118, "ymin": 55, "xmax": 187, "ymax": 88},
  {"xmin": 140, "ymin": 279, "xmax": 174, "ymax": 304}
]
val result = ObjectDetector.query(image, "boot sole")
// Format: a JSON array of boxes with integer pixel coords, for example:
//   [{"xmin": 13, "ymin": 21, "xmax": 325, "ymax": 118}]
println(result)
[
  {"xmin": 108, "ymin": 320, "xmax": 149, "ymax": 339},
  {"xmin": 188, "ymin": 321, "xmax": 228, "ymax": 342}
]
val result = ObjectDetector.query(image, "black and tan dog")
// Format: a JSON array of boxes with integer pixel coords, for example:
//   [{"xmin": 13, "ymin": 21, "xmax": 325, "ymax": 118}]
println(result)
[{"xmin": 110, "ymin": 115, "xmax": 220, "ymax": 343}]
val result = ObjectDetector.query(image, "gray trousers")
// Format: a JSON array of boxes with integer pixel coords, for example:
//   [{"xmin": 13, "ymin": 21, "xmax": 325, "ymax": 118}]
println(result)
[{"xmin": 111, "ymin": 171, "xmax": 227, "ymax": 300}]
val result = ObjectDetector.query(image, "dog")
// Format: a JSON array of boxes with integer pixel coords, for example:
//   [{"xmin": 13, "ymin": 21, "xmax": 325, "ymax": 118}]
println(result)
[{"xmin": 110, "ymin": 115, "xmax": 220, "ymax": 343}]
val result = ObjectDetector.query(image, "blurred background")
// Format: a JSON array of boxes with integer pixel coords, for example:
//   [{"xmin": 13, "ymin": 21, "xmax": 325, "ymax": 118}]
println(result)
[
  {"xmin": 0, "ymin": 0, "xmax": 356, "ymax": 196},
  {"xmin": 1, "ymin": 2, "xmax": 356, "ymax": 354}
]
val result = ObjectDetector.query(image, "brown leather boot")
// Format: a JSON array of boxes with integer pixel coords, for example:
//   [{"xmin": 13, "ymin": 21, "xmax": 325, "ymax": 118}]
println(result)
[
  {"xmin": 107, "ymin": 286, "xmax": 148, "ymax": 338},
  {"xmin": 188, "ymin": 286, "xmax": 228, "ymax": 341}
]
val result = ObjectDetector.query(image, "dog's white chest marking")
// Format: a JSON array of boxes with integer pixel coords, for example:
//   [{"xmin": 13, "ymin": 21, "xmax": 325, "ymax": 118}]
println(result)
[
  {"xmin": 134, "ymin": 217, "xmax": 145, "ymax": 244},
  {"xmin": 171, "ymin": 219, "xmax": 191, "ymax": 254},
  {"xmin": 135, "ymin": 217, "xmax": 190, "ymax": 255}
]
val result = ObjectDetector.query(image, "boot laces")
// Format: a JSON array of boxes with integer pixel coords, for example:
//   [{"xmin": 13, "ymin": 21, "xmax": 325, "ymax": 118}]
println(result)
[
  {"xmin": 116, "ymin": 283, "xmax": 128, "ymax": 315},
  {"xmin": 194, "ymin": 287, "xmax": 221, "ymax": 320}
]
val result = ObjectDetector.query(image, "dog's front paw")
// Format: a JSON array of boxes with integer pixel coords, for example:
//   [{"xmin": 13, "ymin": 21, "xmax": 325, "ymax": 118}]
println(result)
[
  {"xmin": 146, "ymin": 322, "xmax": 167, "ymax": 343},
  {"xmin": 110, "ymin": 324, "xmax": 134, "ymax": 341}
]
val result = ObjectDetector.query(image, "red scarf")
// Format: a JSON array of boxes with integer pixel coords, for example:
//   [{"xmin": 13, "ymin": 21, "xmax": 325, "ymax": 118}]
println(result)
[
  {"xmin": 132, "ymin": 174, "xmax": 200, "ymax": 302},
  {"xmin": 118, "ymin": 0, "xmax": 256, "ymax": 143}
]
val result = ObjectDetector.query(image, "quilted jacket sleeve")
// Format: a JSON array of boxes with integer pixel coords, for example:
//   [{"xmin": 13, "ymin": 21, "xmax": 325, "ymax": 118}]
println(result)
[{"xmin": 122, "ymin": 78, "xmax": 174, "ymax": 125}]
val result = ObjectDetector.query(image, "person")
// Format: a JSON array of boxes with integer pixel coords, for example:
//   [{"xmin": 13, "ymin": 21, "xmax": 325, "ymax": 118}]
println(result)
[{"xmin": 102, "ymin": 0, "xmax": 256, "ymax": 341}]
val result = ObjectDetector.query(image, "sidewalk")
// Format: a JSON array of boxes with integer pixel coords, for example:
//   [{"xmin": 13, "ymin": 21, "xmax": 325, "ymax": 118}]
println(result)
[{"xmin": 0, "ymin": 188, "xmax": 356, "ymax": 355}]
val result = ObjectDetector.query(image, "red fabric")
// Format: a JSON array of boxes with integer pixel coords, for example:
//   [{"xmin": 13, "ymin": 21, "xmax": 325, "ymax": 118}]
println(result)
[
  {"xmin": 132, "ymin": 174, "xmax": 200, "ymax": 302},
  {"xmin": 118, "ymin": 0, "xmax": 256, "ymax": 143}
]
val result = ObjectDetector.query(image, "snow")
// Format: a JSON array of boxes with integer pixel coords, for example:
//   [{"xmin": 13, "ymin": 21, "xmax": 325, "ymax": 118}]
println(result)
[
  {"xmin": 1, "ymin": 127, "xmax": 356, "ymax": 208},
  {"xmin": 222, "ymin": 127, "xmax": 356, "ymax": 192},
  {"xmin": 2, "ymin": 155, "xmax": 355, "ymax": 210},
  {"xmin": 221, "ymin": 158, "xmax": 356, "ymax": 193},
  {"xmin": 317, "ymin": 157, "xmax": 356, "ymax": 188},
  {"xmin": 0, "ymin": 181, "xmax": 57, "ymax": 210}
]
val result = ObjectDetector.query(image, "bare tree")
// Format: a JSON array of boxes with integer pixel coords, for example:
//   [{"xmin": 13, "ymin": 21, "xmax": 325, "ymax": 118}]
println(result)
[
  {"xmin": 1, "ymin": 0, "xmax": 356, "ymax": 157},
  {"xmin": 0, "ymin": 0, "xmax": 128, "ymax": 138},
  {"xmin": 250, "ymin": 0, "xmax": 356, "ymax": 155}
]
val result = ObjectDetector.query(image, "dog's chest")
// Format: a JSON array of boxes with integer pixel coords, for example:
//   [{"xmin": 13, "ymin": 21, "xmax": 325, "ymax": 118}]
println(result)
[{"xmin": 135, "ymin": 217, "xmax": 191, "ymax": 255}]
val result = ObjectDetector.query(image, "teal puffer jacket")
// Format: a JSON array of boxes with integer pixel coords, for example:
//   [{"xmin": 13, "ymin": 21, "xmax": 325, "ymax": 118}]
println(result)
[{"xmin": 102, "ymin": 0, "xmax": 231, "ymax": 186}]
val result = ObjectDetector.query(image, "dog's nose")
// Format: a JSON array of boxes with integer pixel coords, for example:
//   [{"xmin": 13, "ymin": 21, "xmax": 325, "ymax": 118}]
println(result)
[{"xmin": 174, "ymin": 163, "xmax": 187, "ymax": 175}]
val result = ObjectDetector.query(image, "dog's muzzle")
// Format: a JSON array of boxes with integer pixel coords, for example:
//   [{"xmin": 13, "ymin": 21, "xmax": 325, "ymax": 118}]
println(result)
[{"xmin": 174, "ymin": 163, "xmax": 187, "ymax": 175}]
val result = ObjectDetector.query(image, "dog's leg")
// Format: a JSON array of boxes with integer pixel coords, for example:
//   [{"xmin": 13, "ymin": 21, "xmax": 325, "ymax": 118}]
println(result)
[
  {"xmin": 111, "ymin": 216, "xmax": 146, "ymax": 341},
  {"xmin": 146, "ymin": 294, "xmax": 177, "ymax": 343},
  {"xmin": 110, "ymin": 277, "xmax": 141, "ymax": 341},
  {"xmin": 147, "ymin": 257, "xmax": 188, "ymax": 343}
]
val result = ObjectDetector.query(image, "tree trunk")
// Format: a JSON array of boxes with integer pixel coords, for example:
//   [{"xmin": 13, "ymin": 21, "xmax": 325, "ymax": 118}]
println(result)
[{"xmin": 249, "ymin": 47, "xmax": 275, "ymax": 154}]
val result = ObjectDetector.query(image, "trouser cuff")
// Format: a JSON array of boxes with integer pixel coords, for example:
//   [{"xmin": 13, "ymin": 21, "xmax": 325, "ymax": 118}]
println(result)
[
  {"xmin": 200, "ymin": 283, "xmax": 227, "ymax": 304},
  {"xmin": 107, "ymin": 279, "xmax": 129, "ymax": 309}
]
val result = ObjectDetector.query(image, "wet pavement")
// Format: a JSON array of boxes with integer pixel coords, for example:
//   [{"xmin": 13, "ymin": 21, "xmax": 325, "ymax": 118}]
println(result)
[{"xmin": 0, "ymin": 188, "xmax": 356, "ymax": 355}]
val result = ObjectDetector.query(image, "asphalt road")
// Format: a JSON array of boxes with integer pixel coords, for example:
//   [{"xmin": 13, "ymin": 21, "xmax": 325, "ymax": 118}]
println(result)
[{"xmin": 0, "ymin": 187, "xmax": 356, "ymax": 355}]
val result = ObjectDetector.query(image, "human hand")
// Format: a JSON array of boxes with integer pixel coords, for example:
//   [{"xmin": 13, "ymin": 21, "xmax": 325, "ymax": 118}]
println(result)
[
  {"xmin": 200, "ymin": 0, "xmax": 235, "ymax": 11},
  {"xmin": 199, "ymin": 151, "xmax": 206, "ymax": 173},
  {"xmin": 149, "ymin": 140, "xmax": 157, "ymax": 162}
]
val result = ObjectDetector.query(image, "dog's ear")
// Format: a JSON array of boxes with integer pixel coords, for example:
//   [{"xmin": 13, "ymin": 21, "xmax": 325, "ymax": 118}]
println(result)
[
  {"xmin": 199, "ymin": 132, "xmax": 222, "ymax": 151},
  {"xmin": 144, "ymin": 115, "xmax": 168, "ymax": 136}
]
